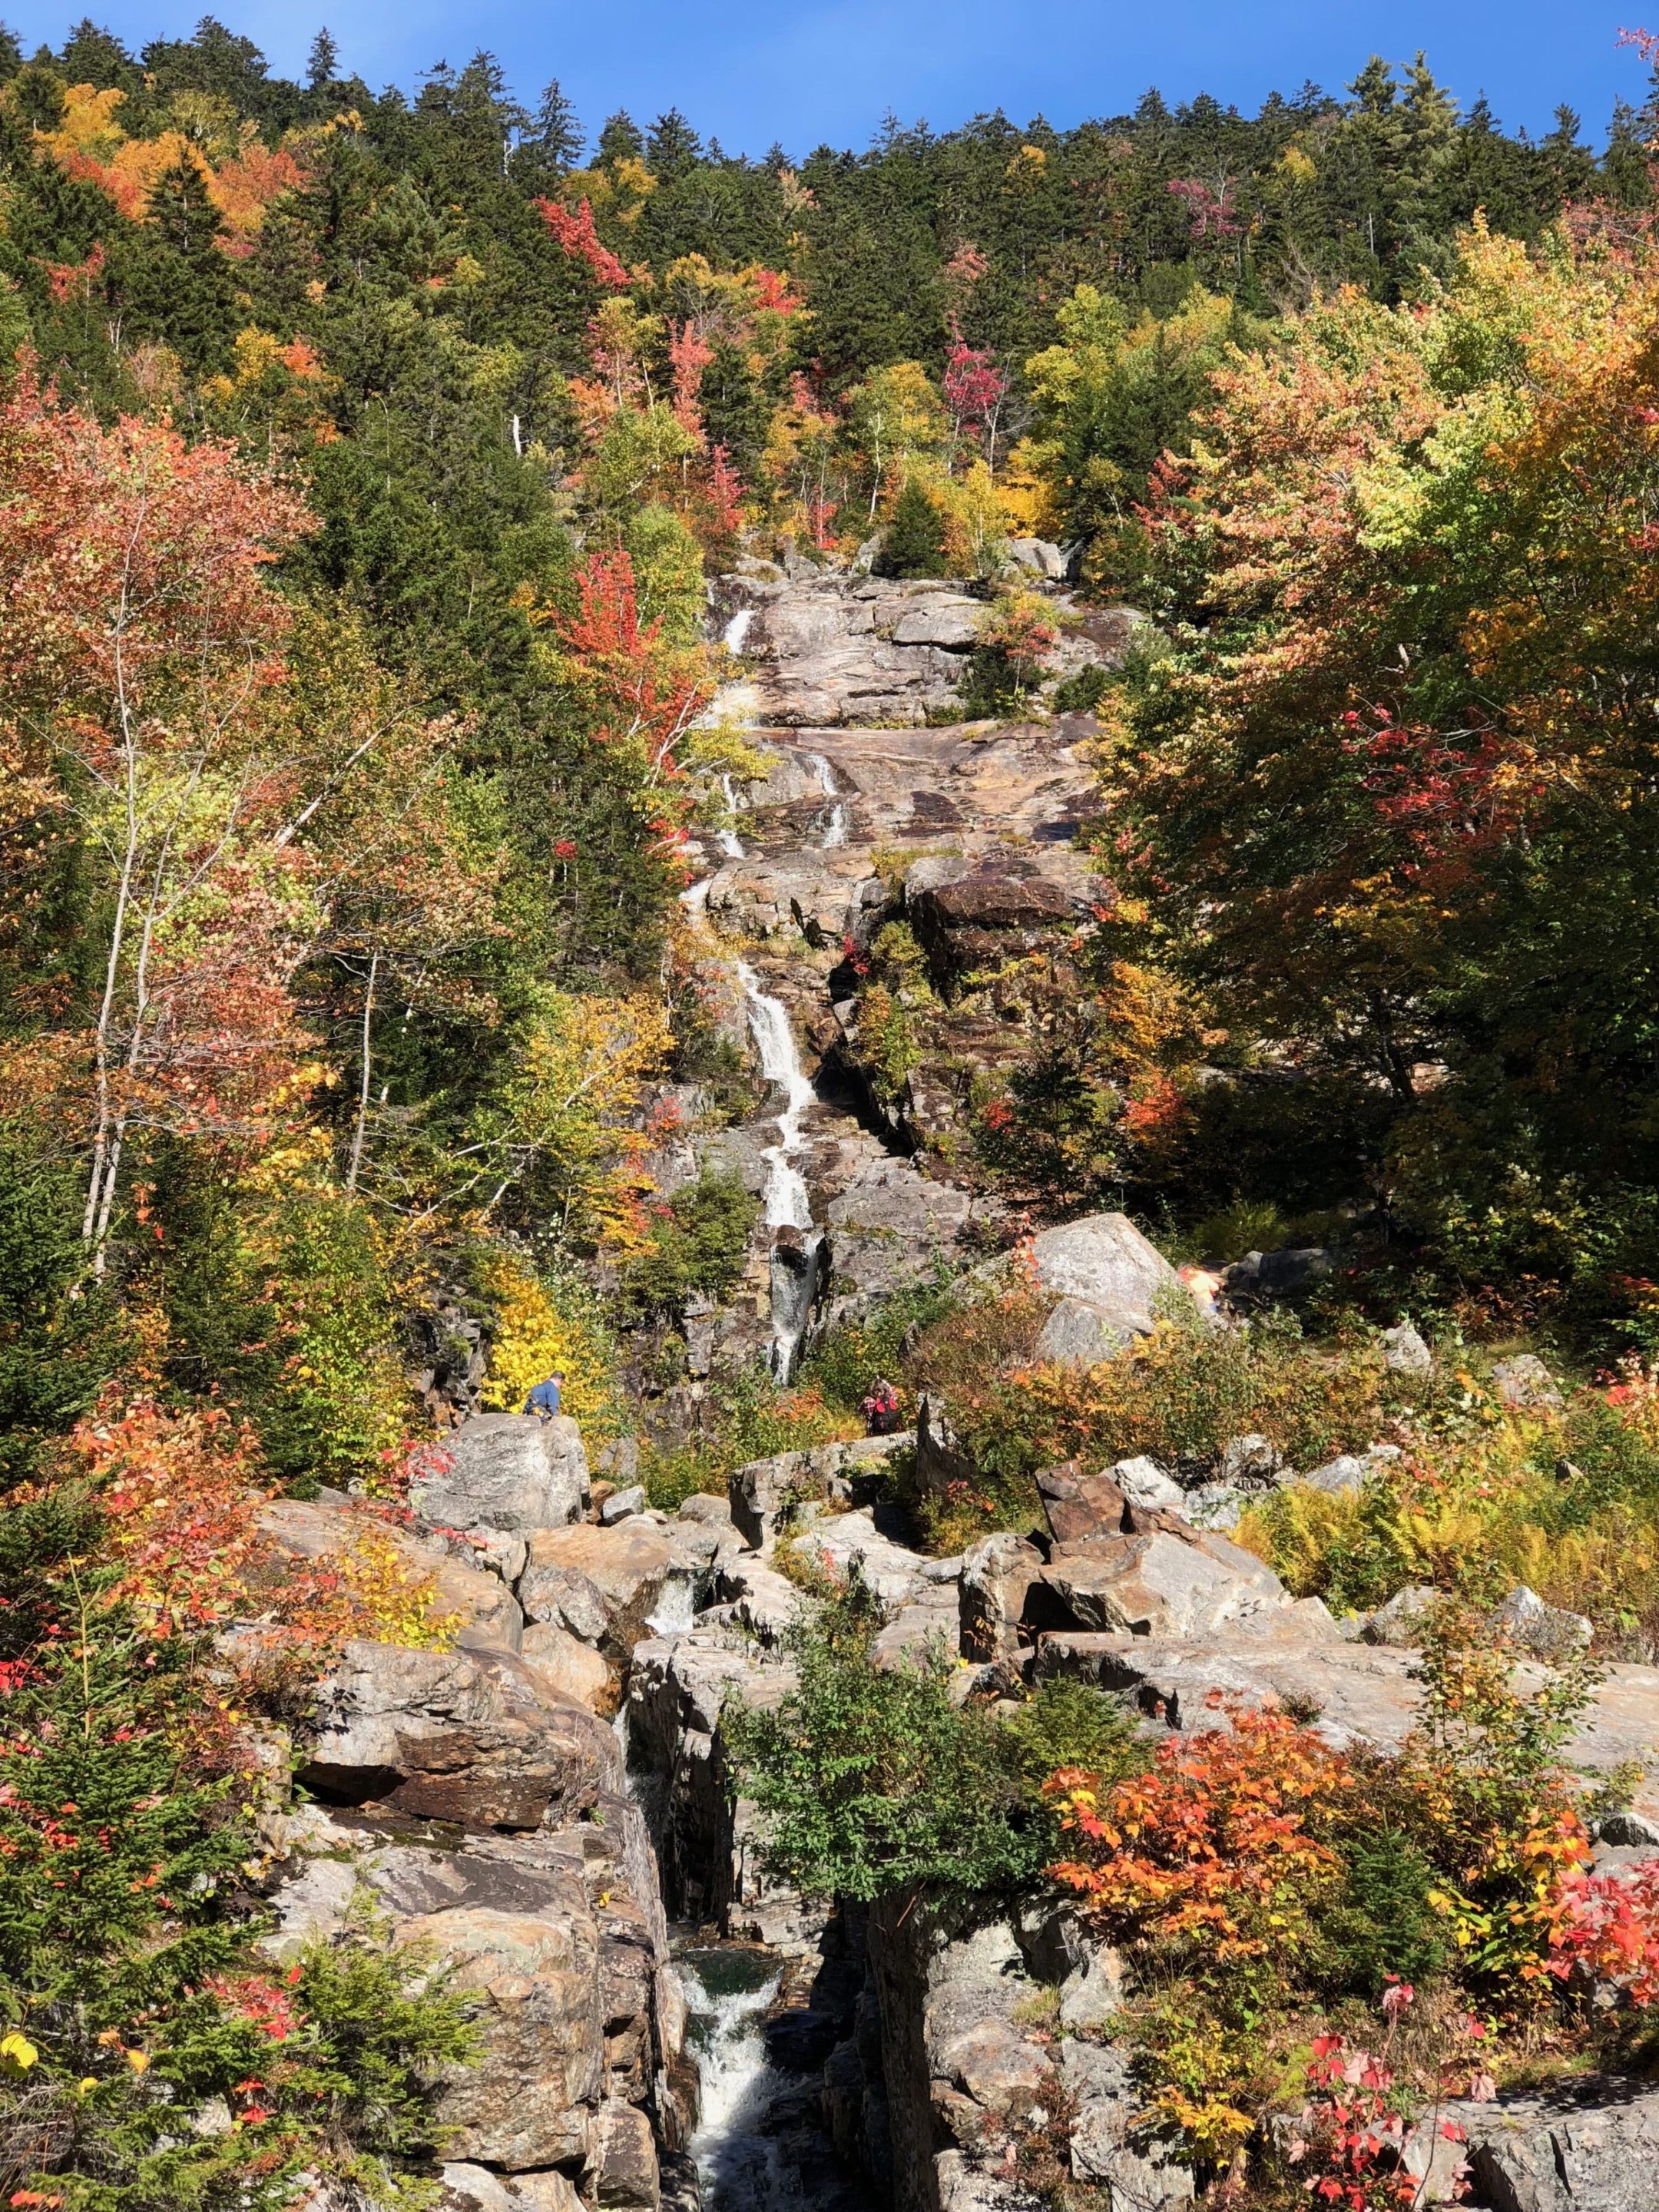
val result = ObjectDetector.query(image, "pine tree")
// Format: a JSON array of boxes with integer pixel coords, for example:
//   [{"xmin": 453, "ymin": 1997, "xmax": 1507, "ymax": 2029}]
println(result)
[
  {"xmin": 528, "ymin": 76, "xmax": 582, "ymax": 169},
  {"xmin": 875, "ymin": 475, "xmax": 949, "ymax": 578},
  {"xmin": 306, "ymin": 25, "xmax": 338, "ymax": 88},
  {"xmin": 646, "ymin": 106, "xmax": 702, "ymax": 177},
  {"xmin": 597, "ymin": 109, "xmax": 644, "ymax": 167}
]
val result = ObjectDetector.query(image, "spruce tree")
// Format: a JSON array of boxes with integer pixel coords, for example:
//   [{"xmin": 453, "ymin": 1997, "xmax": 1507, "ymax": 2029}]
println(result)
[
  {"xmin": 875, "ymin": 476, "xmax": 949, "ymax": 578},
  {"xmin": 306, "ymin": 26, "xmax": 338, "ymax": 88}
]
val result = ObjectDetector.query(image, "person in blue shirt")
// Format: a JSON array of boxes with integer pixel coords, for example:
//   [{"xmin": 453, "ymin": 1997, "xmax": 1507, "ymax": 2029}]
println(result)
[{"xmin": 523, "ymin": 1371, "xmax": 565, "ymax": 1420}]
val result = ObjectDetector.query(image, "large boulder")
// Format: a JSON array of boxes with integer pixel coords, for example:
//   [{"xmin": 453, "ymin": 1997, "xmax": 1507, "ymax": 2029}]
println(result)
[
  {"xmin": 959, "ymin": 1534, "xmax": 1045, "ymax": 1664},
  {"xmin": 1061, "ymin": 2039, "xmax": 1194, "ymax": 2208},
  {"xmin": 591, "ymin": 2099, "xmax": 661, "ymax": 2209},
  {"xmin": 253, "ymin": 1497, "xmax": 523, "ymax": 1654},
  {"xmin": 1035, "ymin": 1296, "xmax": 1137, "ymax": 1367},
  {"xmin": 412, "ymin": 1415, "xmax": 589, "ymax": 1535},
  {"xmin": 1029, "ymin": 1214, "xmax": 1187, "ymax": 1340},
  {"xmin": 399, "ymin": 1903, "xmax": 604, "ymax": 2170},
  {"xmin": 1427, "ymin": 2080, "xmax": 1659, "ymax": 2208},
  {"xmin": 300, "ymin": 1639, "xmax": 618, "ymax": 1830},
  {"xmin": 521, "ymin": 1623, "xmax": 614, "ymax": 1714},
  {"xmin": 520, "ymin": 1522, "xmax": 674, "ymax": 1662},
  {"xmin": 787, "ymin": 1510, "xmax": 935, "ymax": 1606},
  {"xmin": 1037, "ymin": 1528, "xmax": 1300, "ymax": 1641},
  {"xmin": 908, "ymin": 870, "xmax": 1078, "ymax": 990}
]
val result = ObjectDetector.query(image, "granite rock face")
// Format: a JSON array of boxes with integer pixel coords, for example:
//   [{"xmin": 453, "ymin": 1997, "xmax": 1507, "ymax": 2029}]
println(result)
[
  {"xmin": 399, "ymin": 1902, "xmax": 605, "ymax": 2169},
  {"xmin": 412, "ymin": 1414, "xmax": 590, "ymax": 1536},
  {"xmin": 300, "ymin": 1639, "xmax": 618, "ymax": 1830}
]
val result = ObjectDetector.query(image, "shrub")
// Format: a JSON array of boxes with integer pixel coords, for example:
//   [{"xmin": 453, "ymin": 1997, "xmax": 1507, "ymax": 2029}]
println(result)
[
  {"xmin": 1316, "ymin": 1829, "xmax": 1448, "ymax": 1999},
  {"xmin": 798, "ymin": 1271, "xmax": 959, "ymax": 1415},
  {"xmin": 621, "ymin": 1167, "xmax": 758, "ymax": 1319},
  {"xmin": 961, "ymin": 591, "xmax": 1061, "ymax": 716},
  {"xmin": 1051, "ymin": 661, "xmax": 1111, "ymax": 716},
  {"xmin": 916, "ymin": 1306, "xmax": 1396, "ymax": 1552},
  {"xmin": 725, "ymin": 1581, "xmax": 1145, "ymax": 1906}
]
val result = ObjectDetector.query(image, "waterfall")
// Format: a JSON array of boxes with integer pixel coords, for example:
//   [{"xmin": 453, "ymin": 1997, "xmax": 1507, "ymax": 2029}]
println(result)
[
  {"xmin": 736, "ymin": 962, "xmax": 824, "ymax": 1379},
  {"xmin": 806, "ymin": 752, "xmax": 849, "ymax": 849},
  {"xmin": 678, "ymin": 1951, "xmax": 796, "ymax": 2210},
  {"xmin": 716, "ymin": 772, "xmax": 746, "ymax": 861},
  {"xmin": 724, "ymin": 606, "xmax": 755, "ymax": 654}
]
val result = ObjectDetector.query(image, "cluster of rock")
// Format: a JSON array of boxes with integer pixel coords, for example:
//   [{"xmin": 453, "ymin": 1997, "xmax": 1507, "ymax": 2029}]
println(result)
[
  {"xmin": 247, "ymin": 1416, "xmax": 720, "ymax": 2212},
  {"xmin": 249, "ymin": 1349, "xmax": 1659, "ymax": 2212},
  {"xmin": 717, "ymin": 572, "xmax": 1136, "ymax": 729}
]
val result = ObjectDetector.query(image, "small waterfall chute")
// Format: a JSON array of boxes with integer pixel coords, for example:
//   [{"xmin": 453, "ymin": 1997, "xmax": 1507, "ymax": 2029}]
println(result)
[
  {"xmin": 805, "ymin": 751, "xmax": 849, "ymax": 849},
  {"xmin": 736, "ymin": 962, "xmax": 825, "ymax": 1379},
  {"xmin": 715, "ymin": 771, "xmax": 746, "ymax": 861}
]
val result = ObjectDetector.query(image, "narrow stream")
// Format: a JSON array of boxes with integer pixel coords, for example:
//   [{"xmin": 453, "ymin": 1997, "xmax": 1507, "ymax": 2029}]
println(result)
[{"xmin": 679, "ymin": 1949, "xmax": 790, "ymax": 2205}]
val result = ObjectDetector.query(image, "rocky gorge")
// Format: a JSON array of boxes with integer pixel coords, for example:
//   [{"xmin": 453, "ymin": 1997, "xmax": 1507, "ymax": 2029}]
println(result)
[{"xmin": 242, "ymin": 565, "xmax": 1659, "ymax": 2212}]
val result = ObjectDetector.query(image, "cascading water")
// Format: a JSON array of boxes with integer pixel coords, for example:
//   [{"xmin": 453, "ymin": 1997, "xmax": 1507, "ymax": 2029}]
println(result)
[
  {"xmin": 735, "ymin": 961, "xmax": 824, "ymax": 1380},
  {"xmin": 805, "ymin": 752, "xmax": 849, "ymax": 850},
  {"xmin": 677, "ymin": 1950, "xmax": 793, "ymax": 2208},
  {"xmin": 715, "ymin": 772, "xmax": 746, "ymax": 861},
  {"xmin": 723, "ymin": 606, "xmax": 755, "ymax": 655}
]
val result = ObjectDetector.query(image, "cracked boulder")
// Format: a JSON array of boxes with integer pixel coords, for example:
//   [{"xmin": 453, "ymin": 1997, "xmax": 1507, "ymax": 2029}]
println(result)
[{"xmin": 300, "ymin": 1638, "xmax": 618, "ymax": 1830}]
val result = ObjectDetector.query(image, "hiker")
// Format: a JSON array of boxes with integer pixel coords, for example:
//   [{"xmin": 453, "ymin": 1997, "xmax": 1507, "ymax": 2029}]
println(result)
[
  {"xmin": 524, "ymin": 1370, "xmax": 565, "ymax": 1421},
  {"xmin": 861, "ymin": 1378, "xmax": 901, "ymax": 1435}
]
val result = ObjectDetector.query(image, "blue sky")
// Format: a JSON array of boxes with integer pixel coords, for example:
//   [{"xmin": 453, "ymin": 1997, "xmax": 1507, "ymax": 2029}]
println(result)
[{"xmin": 5, "ymin": 0, "xmax": 1644, "ymax": 159}]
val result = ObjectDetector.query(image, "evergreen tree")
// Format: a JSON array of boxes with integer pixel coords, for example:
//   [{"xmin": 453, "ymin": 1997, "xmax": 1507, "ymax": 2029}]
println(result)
[
  {"xmin": 523, "ymin": 75, "xmax": 582, "ymax": 171},
  {"xmin": 597, "ymin": 108, "xmax": 644, "ymax": 167},
  {"xmin": 874, "ymin": 475, "xmax": 949, "ymax": 577},
  {"xmin": 58, "ymin": 17, "xmax": 138, "ymax": 88},
  {"xmin": 306, "ymin": 25, "xmax": 338, "ymax": 88},
  {"xmin": 646, "ymin": 106, "xmax": 702, "ymax": 177}
]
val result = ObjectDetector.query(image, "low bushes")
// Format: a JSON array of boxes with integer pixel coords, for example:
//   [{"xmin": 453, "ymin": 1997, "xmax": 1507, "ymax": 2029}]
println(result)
[
  {"xmin": 902, "ymin": 1301, "xmax": 1419, "ymax": 1551},
  {"xmin": 640, "ymin": 1372, "xmax": 861, "ymax": 1511},
  {"xmin": 1048, "ymin": 1611, "xmax": 1658, "ymax": 2200},
  {"xmin": 1239, "ymin": 1363, "xmax": 1659, "ymax": 1645}
]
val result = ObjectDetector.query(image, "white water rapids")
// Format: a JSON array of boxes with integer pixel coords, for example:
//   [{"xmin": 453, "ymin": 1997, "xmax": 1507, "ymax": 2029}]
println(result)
[{"xmin": 678, "ymin": 1952, "xmax": 792, "ymax": 2208}]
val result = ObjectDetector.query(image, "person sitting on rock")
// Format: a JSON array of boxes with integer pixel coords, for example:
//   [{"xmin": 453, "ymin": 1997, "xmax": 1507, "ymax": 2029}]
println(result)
[
  {"xmin": 862, "ymin": 1379, "xmax": 901, "ymax": 1435},
  {"xmin": 524, "ymin": 1370, "xmax": 564, "ymax": 1421}
]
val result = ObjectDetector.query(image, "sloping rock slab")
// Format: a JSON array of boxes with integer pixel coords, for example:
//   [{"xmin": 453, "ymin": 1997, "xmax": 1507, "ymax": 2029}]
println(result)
[
  {"xmin": 1034, "ymin": 1637, "xmax": 1659, "ymax": 1813},
  {"xmin": 254, "ymin": 1497, "xmax": 522, "ymax": 1654},
  {"xmin": 1439, "ymin": 2079, "xmax": 1659, "ymax": 2209},
  {"xmin": 790, "ymin": 1510, "xmax": 932, "ymax": 1606}
]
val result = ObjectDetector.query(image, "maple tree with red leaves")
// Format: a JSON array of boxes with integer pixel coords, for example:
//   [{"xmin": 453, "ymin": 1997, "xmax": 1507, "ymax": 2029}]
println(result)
[{"xmin": 534, "ymin": 196, "xmax": 632, "ymax": 289}]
